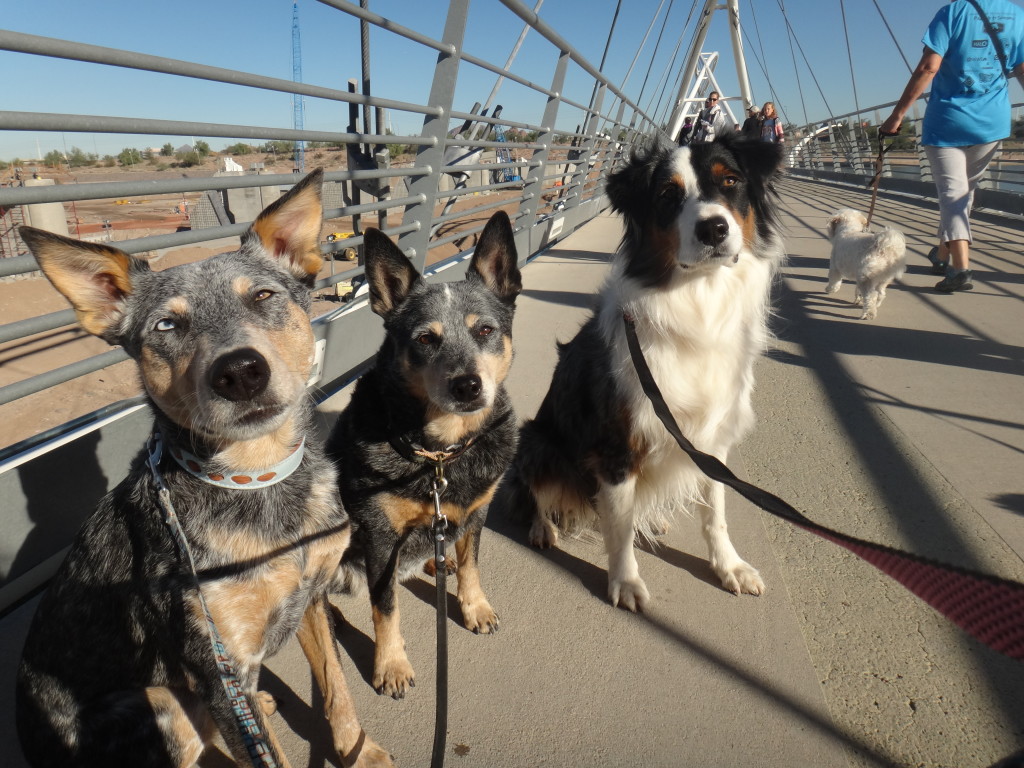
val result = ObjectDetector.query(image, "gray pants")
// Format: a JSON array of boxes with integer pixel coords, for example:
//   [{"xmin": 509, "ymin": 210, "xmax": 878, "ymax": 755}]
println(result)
[{"xmin": 924, "ymin": 142, "xmax": 1000, "ymax": 244}]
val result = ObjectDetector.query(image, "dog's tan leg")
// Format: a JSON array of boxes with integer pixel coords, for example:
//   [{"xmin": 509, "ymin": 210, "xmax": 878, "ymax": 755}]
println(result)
[
  {"xmin": 455, "ymin": 530, "xmax": 500, "ymax": 634},
  {"xmin": 371, "ymin": 604, "xmax": 416, "ymax": 699},
  {"xmin": 699, "ymin": 477, "xmax": 764, "ymax": 595},
  {"xmin": 298, "ymin": 594, "xmax": 394, "ymax": 767},
  {"xmin": 143, "ymin": 687, "xmax": 217, "ymax": 768}
]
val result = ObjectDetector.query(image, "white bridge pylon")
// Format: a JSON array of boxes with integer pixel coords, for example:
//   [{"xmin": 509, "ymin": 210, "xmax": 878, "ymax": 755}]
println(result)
[{"xmin": 666, "ymin": 0, "xmax": 755, "ymax": 142}]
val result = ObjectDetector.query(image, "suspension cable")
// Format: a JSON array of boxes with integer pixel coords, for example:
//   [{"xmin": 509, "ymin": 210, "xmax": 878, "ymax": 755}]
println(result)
[
  {"xmin": 839, "ymin": 0, "xmax": 861, "ymax": 115},
  {"xmin": 744, "ymin": 0, "xmax": 789, "ymax": 123},
  {"xmin": 779, "ymin": 0, "xmax": 811, "ymax": 127},
  {"xmin": 777, "ymin": 0, "xmax": 845, "ymax": 127},
  {"xmin": 619, "ymin": 0, "xmax": 669, "ymax": 93},
  {"xmin": 740, "ymin": 22, "xmax": 788, "ymax": 124},
  {"xmin": 872, "ymin": 0, "xmax": 915, "ymax": 75},
  {"xmin": 635, "ymin": 0, "xmax": 678, "ymax": 109},
  {"xmin": 645, "ymin": 24, "xmax": 689, "ymax": 120}
]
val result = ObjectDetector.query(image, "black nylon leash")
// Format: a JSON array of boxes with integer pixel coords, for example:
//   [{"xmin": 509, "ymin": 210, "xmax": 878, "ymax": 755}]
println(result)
[
  {"xmin": 429, "ymin": 466, "xmax": 450, "ymax": 768},
  {"xmin": 622, "ymin": 313, "xmax": 1024, "ymax": 661}
]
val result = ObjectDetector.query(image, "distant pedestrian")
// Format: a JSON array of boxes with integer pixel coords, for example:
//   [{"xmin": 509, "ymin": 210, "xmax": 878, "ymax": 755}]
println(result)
[
  {"xmin": 741, "ymin": 105, "xmax": 761, "ymax": 139},
  {"xmin": 694, "ymin": 91, "xmax": 727, "ymax": 143},
  {"xmin": 677, "ymin": 117, "xmax": 694, "ymax": 146},
  {"xmin": 881, "ymin": 0, "xmax": 1024, "ymax": 293},
  {"xmin": 759, "ymin": 102, "xmax": 784, "ymax": 145}
]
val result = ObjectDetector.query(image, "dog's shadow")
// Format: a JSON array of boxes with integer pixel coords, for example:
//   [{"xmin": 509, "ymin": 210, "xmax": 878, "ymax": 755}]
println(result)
[
  {"xmin": 327, "ymin": 604, "xmax": 379, "ymax": 690},
  {"xmin": 486, "ymin": 478, "xmax": 726, "ymax": 599}
]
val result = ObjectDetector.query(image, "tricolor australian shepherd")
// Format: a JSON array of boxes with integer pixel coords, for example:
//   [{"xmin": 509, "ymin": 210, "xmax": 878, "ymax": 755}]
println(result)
[{"xmin": 513, "ymin": 135, "xmax": 784, "ymax": 611}]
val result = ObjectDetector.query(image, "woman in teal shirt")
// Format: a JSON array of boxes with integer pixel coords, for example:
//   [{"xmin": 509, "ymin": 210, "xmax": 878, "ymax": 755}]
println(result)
[{"xmin": 881, "ymin": 0, "xmax": 1024, "ymax": 292}]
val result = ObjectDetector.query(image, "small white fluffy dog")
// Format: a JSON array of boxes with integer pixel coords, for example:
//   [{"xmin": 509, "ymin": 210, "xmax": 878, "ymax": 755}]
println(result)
[{"xmin": 825, "ymin": 209, "xmax": 906, "ymax": 320}]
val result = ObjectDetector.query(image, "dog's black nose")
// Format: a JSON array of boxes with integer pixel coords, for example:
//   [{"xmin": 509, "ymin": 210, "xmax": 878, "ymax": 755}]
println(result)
[
  {"xmin": 450, "ymin": 374, "xmax": 482, "ymax": 403},
  {"xmin": 696, "ymin": 216, "xmax": 729, "ymax": 246},
  {"xmin": 210, "ymin": 348, "xmax": 271, "ymax": 402}
]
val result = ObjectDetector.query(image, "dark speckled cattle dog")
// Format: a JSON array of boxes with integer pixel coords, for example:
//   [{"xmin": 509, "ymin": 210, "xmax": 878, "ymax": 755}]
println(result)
[
  {"xmin": 326, "ymin": 211, "xmax": 521, "ymax": 699},
  {"xmin": 16, "ymin": 170, "xmax": 392, "ymax": 768}
]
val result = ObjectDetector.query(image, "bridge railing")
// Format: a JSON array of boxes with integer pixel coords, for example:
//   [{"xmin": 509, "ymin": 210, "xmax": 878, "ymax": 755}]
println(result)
[
  {"xmin": 784, "ymin": 98, "xmax": 1024, "ymax": 219},
  {"xmin": 0, "ymin": 0, "xmax": 663, "ymax": 613}
]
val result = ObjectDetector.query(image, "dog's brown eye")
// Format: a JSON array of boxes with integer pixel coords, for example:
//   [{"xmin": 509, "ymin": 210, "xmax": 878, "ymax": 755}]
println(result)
[
  {"xmin": 254, "ymin": 290, "xmax": 274, "ymax": 302},
  {"xmin": 417, "ymin": 333, "xmax": 436, "ymax": 346},
  {"xmin": 722, "ymin": 175, "xmax": 740, "ymax": 188},
  {"xmin": 477, "ymin": 325, "xmax": 494, "ymax": 337},
  {"xmin": 658, "ymin": 183, "xmax": 680, "ymax": 199}
]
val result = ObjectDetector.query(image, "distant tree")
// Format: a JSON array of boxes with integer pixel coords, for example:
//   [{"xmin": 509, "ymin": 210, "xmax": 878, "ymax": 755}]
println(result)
[
  {"xmin": 161, "ymin": 143, "xmax": 174, "ymax": 157},
  {"xmin": 194, "ymin": 140, "xmax": 211, "ymax": 157},
  {"xmin": 66, "ymin": 146, "xmax": 96, "ymax": 168},
  {"xmin": 224, "ymin": 142, "xmax": 255, "ymax": 155},
  {"xmin": 43, "ymin": 150, "xmax": 65, "ymax": 168},
  {"xmin": 262, "ymin": 140, "xmax": 296, "ymax": 156},
  {"xmin": 0, "ymin": 160, "xmax": 9, "ymax": 171},
  {"xmin": 101, "ymin": 155, "xmax": 117, "ymax": 168},
  {"xmin": 175, "ymin": 150, "xmax": 202, "ymax": 167},
  {"xmin": 118, "ymin": 148, "xmax": 143, "ymax": 166}
]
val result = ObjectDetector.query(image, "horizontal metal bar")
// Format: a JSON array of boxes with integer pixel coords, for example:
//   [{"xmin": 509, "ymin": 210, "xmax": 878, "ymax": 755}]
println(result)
[
  {"xmin": 430, "ymin": 196, "xmax": 521, "ymax": 227},
  {"xmin": 0, "ymin": 348, "xmax": 129, "ymax": 407},
  {"xmin": 0, "ymin": 256, "xmax": 38, "ymax": 278},
  {"xmin": 448, "ymin": 108, "xmax": 544, "ymax": 133},
  {"xmin": 324, "ymin": 194, "xmax": 425, "ymax": 221},
  {"xmin": 0, "ymin": 29, "xmax": 441, "ymax": 117},
  {"xmin": 445, "ymin": 137, "xmax": 544, "ymax": 151},
  {"xmin": 0, "ymin": 167, "xmax": 429, "ymax": 207},
  {"xmin": 440, "ymin": 179, "xmax": 531, "ymax": 199},
  {"xmin": 0, "ymin": 309, "xmax": 76, "ymax": 344},
  {"xmin": 314, "ymin": 0, "xmax": 455, "ymax": 55},
  {"xmin": 0, "ymin": 111, "xmax": 435, "ymax": 150},
  {"xmin": 458, "ymin": 51, "xmax": 557, "ymax": 100}
]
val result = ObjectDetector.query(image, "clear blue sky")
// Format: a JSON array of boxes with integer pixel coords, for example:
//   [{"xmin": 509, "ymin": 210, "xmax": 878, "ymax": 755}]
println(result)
[{"xmin": 1, "ymin": 0, "xmax": 1021, "ymax": 161}]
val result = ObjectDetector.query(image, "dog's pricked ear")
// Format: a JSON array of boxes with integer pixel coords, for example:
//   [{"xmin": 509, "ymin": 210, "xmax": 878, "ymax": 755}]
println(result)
[
  {"xmin": 607, "ymin": 143, "xmax": 667, "ymax": 220},
  {"xmin": 826, "ymin": 215, "xmax": 840, "ymax": 238},
  {"xmin": 19, "ymin": 226, "xmax": 147, "ymax": 342},
  {"xmin": 364, "ymin": 227, "xmax": 421, "ymax": 318},
  {"xmin": 467, "ymin": 211, "xmax": 522, "ymax": 303},
  {"xmin": 250, "ymin": 168, "xmax": 324, "ymax": 281},
  {"xmin": 728, "ymin": 137, "xmax": 784, "ymax": 185}
]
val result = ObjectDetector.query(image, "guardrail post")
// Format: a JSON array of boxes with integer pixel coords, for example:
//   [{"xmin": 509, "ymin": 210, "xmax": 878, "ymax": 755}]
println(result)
[
  {"xmin": 516, "ymin": 49, "xmax": 568, "ymax": 254},
  {"xmin": 396, "ymin": 0, "xmax": 470, "ymax": 271},
  {"xmin": 563, "ymin": 84, "xmax": 605, "ymax": 213}
]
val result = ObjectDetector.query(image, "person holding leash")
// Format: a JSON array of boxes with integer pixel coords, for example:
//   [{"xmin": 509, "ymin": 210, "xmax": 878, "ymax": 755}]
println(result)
[{"xmin": 880, "ymin": 0, "xmax": 1024, "ymax": 293}]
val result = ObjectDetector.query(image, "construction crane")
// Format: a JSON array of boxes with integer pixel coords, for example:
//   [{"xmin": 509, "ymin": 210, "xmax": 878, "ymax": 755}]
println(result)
[{"xmin": 292, "ymin": 1, "xmax": 305, "ymax": 173}]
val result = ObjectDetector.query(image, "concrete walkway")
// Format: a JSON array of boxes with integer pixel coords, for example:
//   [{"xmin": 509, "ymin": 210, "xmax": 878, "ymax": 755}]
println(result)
[{"xmin": 2, "ymin": 177, "xmax": 1022, "ymax": 767}]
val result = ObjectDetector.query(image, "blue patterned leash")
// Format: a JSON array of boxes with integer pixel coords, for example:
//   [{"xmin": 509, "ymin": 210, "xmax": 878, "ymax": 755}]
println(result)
[{"xmin": 147, "ymin": 432, "xmax": 279, "ymax": 768}]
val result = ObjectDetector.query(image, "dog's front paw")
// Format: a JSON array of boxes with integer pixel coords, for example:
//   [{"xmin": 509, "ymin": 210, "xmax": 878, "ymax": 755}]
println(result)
[
  {"xmin": 346, "ymin": 738, "xmax": 396, "ymax": 768},
  {"xmin": 373, "ymin": 654, "xmax": 416, "ymax": 699},
  {"xmin": 529, "ymin": 515, "xmax": 559, "ymax": 549},
  {"xmin": 255, "ymin": 690, "xmax": 278, "ymax": 716},
  {"xmin": 460, "ymin": 598, "xmax": 500, "ymax": 635},
  {"xmin": 824, "ymin": 282, "xmax": 841, "ymax": 294},
  {"xmin": 608, "ymin": 575, "xmax": 650, "ymax": 612},
  {"xmin": 717, "ymin": 561, "xmax": 765, "ymax": 596}
]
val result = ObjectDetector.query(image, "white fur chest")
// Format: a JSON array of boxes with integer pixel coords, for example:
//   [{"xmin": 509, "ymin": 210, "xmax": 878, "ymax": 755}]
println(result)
[{"xmin": 600, "ymin": 254, "xmax": 773, "ymax": 474}]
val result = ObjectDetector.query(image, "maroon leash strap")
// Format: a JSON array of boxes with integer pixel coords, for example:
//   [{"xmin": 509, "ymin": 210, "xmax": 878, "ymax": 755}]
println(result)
[{"xmin": 623, "ymin": 313, "xmax": 1024, "ymax": 660}]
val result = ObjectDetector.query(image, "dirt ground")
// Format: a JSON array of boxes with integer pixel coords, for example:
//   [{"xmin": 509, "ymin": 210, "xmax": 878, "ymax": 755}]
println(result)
[{"xmin": 0, "ymin": 149, "xmax": 560, "ymax": 450}]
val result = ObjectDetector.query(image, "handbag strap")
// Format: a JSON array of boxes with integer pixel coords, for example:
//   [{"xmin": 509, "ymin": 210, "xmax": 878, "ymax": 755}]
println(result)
[{"xmin": 964, "ymin": 0, "xmax": 1010, "ymax": 76}]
